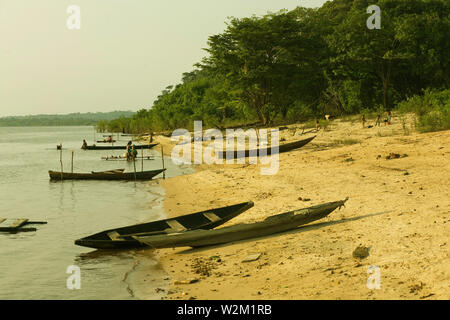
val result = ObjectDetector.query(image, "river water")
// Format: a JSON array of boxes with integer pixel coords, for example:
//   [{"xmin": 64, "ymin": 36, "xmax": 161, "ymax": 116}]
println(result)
[{"xmin": 0, "ymin": 126, "xmax": 192, "ymax": 299}]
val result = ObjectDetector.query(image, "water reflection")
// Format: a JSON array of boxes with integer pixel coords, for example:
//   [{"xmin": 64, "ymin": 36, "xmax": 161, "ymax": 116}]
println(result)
[{"xmin": 73, "ymin": 248, "xmax": 167, "ymax": 300}]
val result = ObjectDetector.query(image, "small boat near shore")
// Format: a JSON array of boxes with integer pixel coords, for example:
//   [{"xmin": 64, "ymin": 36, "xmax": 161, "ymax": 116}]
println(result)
[
  {"xmin": 48, "ymin": 168, "xmax": 165, "ymax": 181},
  {"xmin": 134, "ymin": 198, "xmax": 348, "ymax": 249},
  {"xmin": 90, "ymin": 168, "xmax": 125, "ymax": 174},
  {"xmin": 217, "ymin": 135, "xmax": 315, "ymax": 159},
  {"xmin": 0, "ymin": 218, "xmax": 47, "ymax": 233},
  {"xmin": 96, "ymin": 140, "xmax": 117, "ymax": 143},
  {"xmin": 81, "ymin": 143, "xmax": 158, "ymax": 150},
  {"xmin": 101, "ymin": 155, "xmax": 155, "ymax": 161},
  {"xmin": 74, "ymin": 201, "xmax": 254, "ymax": 249}
]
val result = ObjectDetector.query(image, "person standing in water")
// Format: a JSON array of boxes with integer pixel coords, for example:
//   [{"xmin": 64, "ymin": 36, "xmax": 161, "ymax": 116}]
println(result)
[
  {"xmin": 131, "ymin": 145, "xmax": 138, "ymax": 160},
  {"xmin": 126, "ymin": 141, "xmax": 132, "ymax": 160}
]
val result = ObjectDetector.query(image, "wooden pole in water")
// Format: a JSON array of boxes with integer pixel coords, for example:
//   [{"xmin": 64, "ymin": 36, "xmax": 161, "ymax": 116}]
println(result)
[
  {"xmin": 71, "ymin": 151, "xmax": 74, "ymax": 173},
  {"xmin": 60, "ymin": 143, "xmax": 63, "ymax": 180},
  {"xmin": 133, "ymin": 152, "xmax": 137, "ymax": 182},
  {"xmin": 161, "ymin": 145, "xmax": 165, "ymax": 179}
]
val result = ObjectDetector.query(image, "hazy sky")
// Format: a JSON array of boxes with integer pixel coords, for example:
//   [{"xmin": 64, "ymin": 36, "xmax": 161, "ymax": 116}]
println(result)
[{"xmin": 0, "ymin": 0, "xmax": 327, "ymax": 117}]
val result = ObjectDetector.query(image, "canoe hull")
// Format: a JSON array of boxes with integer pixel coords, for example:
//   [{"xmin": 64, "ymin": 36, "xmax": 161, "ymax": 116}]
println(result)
[
  {"xmin": 74, "ymin": 201, "xmax": 255, "ymax": 249},
  {"xmin": 48, "ymin": 169, "xmax": 165, "ymax": 181},
  {"xmin": 136, "ymin": 198, "xmax": 347, "ymax": 249},
  {"xmin": 218, "ymin": 136, "xmax": 315, "ymax": 159},
  {"xmin": 81, "ymin": 143, "xmax": 158, "ymax": 150}
]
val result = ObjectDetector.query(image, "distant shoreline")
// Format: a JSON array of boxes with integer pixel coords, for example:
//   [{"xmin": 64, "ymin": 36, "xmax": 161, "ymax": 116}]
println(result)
[
  {"xmin": 0, "ymin": 124, "xmax": 98, "ymax": 127},
  {"xmin": 0, "ymin": 111, "xmax": 135, "ymax": 127}
]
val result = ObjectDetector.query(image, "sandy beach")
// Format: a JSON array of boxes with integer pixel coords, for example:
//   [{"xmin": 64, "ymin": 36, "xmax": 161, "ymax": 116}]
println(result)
[{"xmin": 144, "ymin": 114, "xmax": 449, "ymax": 300}]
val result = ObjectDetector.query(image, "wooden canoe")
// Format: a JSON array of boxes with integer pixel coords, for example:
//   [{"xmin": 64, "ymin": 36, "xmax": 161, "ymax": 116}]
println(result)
[
  {"xmin": 81, "ymin": 143, "xmax": 158, "ymax": 150},
  {"xmin": 74, "ymin": 201, "xmax": 254, "ymax": 249},
  {"xmin": 101, "ymin": 156, "xmax": 155, "ymax": 161},
  {"xmin": 0, "ymin": 218, "xmax": 47, "ymax": 233},
  {"xmin": 217, "ymin": 135, "xmax": 315, "ymax": 159},
  {"xmin": 48, "ymin": 168, "xmax": 165, "ymax": 181},
  {"xmin": 96, "ymin": 140, "xmax": 117, "ymax": 143},
  {"xmin": 135, "ymin": 198, "xmax": 348, "ymax": 249},
  {"xmin": 90, "ymin": 168, "xmax": 125, "ymax": 174}
]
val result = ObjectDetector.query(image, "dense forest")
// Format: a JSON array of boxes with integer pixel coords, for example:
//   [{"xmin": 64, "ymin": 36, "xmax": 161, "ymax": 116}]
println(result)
[
  {"xmin": 100, "ymin": 0, "xmax": 449, "ymax": 133},
  {"xmin": 0, "ymin": 111, "xmax": 135, "ymax": 127}
]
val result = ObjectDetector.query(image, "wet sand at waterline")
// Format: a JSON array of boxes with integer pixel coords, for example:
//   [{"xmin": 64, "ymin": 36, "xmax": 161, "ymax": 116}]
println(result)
[{"xmin": 147, "ymin": 114, "xmax": 449, "ymax": 300}]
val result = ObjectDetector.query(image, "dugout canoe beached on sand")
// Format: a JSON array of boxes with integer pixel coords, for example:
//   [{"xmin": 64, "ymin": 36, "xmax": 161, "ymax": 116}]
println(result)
[{"xmin": 74, "ymin": 201, "xmax": 254, "ymax": 249}]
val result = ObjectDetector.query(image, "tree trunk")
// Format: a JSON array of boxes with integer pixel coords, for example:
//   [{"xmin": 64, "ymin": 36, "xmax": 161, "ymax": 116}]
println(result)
[
  {"xmin": 255, "ymin": 107, "xmax": 267, "ymax": 126},
  {"xmin": 247, "ymin": 90, "xmax": 269, "ymax": 126},
  {"xmin": 378, "ymin": 60, "xmax": 392, "ymax": 111},
  {"xmin": 442, "ymin": 64, "xmax": 450, "ymax": 89}
]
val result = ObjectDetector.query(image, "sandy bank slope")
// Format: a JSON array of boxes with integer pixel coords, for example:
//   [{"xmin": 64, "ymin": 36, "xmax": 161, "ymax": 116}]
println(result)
[{"xmin": 149, "ymin": 118, "xmax": 449, "ymax": 300}]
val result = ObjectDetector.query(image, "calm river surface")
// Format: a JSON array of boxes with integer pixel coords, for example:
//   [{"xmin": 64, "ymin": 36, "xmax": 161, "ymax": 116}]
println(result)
[{"xmin": 0, "ymin": 126, "xmax": 192, "ymax": 299}]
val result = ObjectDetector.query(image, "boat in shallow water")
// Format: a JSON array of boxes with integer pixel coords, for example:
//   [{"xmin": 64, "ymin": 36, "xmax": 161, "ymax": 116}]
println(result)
[
  {"xmin": 74, "ymin": 201, "xmax": 254, "ymax": 249},
  {"xmin": 48, "ymin": 168, "xmax": 165, "ymax": 181},
  {"xmin": 135, "ymin": 198, "xmax": 348, "ymax": 249},
  {"xmin": 101, "ymin": 155, "xmax": 155, "ymax": 161}
]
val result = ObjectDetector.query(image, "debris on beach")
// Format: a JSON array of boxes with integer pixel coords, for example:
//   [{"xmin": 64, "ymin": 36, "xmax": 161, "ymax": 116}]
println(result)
[
  {"xmin": 173, "ymin": 279, "xmax": 199, "ymax": 285},
  {"xmin": 352, "ymin": 245, "xmax": 370, "ymax": 260},
  {"xmin": 209, "ymin": 255, "xmax": 222, "ymax": 262},
  {"xmin": 242, "ymin": 253, "xmax": 262, "ymax": 263},
  {"xmin": 298, "ymin": 197, "xmax": 311, "ymax": 202},
  {"xmin": 191, "ymin": 257, "xmax": 218, "ymax": 277},
  {"xmin": 257, "ymin": 192, "xmax": 273, "ymax": 200},
  {"xmin": 385, "ymin": 153, "xmax": 408, "ymax": 160},
  {"xmin": 409, "ymin": 282, "xmax": 425, "ymax": 294}
]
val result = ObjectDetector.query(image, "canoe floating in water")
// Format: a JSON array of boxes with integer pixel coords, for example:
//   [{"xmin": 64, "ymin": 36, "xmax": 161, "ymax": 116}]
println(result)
[
  {"xmin": 135, "ymin": 198, "xmax": 348, "ymax": 249},
  {"xmin": 90, "ymin": 168, "xmax": 125, "ymax": 174},
  {"xmin": 0, "ymin": 218, "xmax": 47, "ymax": 233},
  {"xmin": 96, "ymin": 140, "xmax": 117, "ymax": 143},
  {"xmin": 217, "ymin": 136, "xmax": 315, "ymax": 159},
  {"xmin": 80, "ymin": 143, "xmax": 158, "ymax": 150},
  {"xmin": 74, "ymin": 201, "xmax": 254, "ymax": 249},
  {"xmin": 101, "ymin": 156, "xmax": 155, "ymax": 161},
  {"xmin": 48, "ymin": 168, "xmax": 165, "ymax": 181}
]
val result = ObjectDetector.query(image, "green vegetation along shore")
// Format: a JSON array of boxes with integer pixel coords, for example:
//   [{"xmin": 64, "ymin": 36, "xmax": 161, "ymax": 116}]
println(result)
[
  {"xmin": 98, "ymin": 0, "xmax": 449, "ymax": 134},
  {"xmin": 0, "ymin": 111, "xmax": 135, "ymax": 127}
]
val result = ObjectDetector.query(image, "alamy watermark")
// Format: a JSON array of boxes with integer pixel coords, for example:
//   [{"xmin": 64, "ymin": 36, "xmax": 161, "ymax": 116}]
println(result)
[
  {"xmin": 367, "ymin": 5, "xmax": 381, "ymax": 30},
  {"xmin": 171, "ymin": 121, "xmax": 279, "ymax": 175},
  {"xmin": 67, "ymin": 5, "xmax": 81, "ymax": 30},
  {"xmin": 366, "ymin": 265, "xmax": 381, "ymax": 290},
  {"xmin": 65, "ymin": 5, "xmax": 380, "ymax": 31},
  {"xmin": 66, "ymin": 265, "xmax": 81, "ymax": 290}
]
